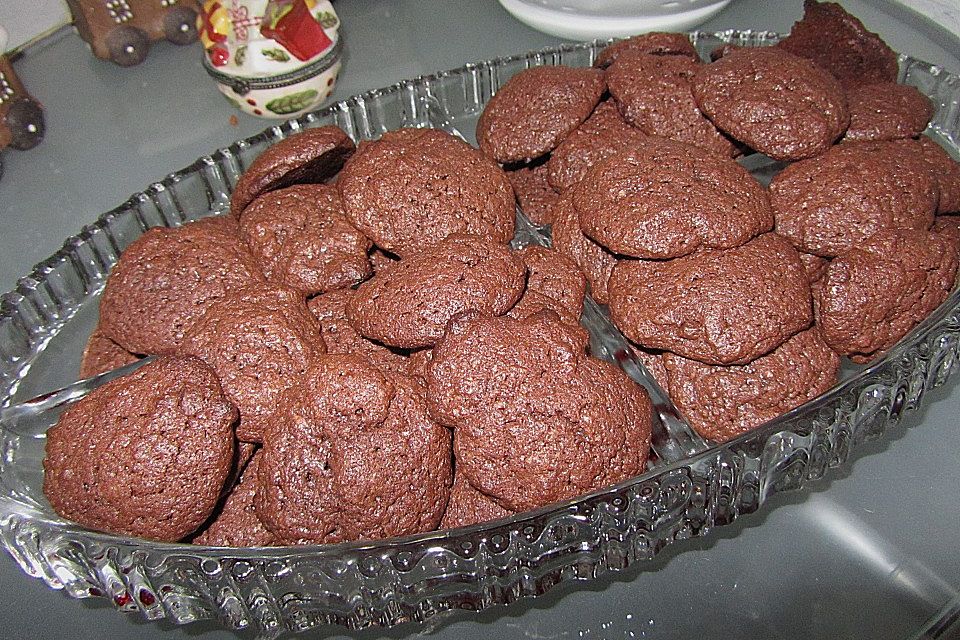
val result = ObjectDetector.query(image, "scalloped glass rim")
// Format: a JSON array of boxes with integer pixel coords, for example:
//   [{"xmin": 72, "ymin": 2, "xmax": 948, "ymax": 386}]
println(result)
[{"xmin": 1, "ymin": 30, "xmax": 959, "ymax": 634}]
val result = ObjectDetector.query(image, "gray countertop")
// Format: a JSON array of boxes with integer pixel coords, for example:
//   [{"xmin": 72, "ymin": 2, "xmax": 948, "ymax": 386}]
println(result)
[{"xmin": 1, "ymin": 1, "xmax": 959, "ymax": 639}]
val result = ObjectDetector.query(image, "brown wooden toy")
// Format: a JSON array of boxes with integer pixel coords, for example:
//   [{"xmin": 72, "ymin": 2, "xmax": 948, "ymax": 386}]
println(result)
[{"xmin": 66, "ymin": 0, "xmax": 202, "ymax": 66}]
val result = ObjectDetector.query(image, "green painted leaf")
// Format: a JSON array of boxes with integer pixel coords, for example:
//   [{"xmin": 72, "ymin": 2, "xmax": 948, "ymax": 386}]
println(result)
[
  {"xmin": 266, "ymin": 89, "xmax": 319, "ymax": 114},
  {"xmin": 316, "ymin": 11, "xmax": 339, "ymax": 29},
  {"xmin": 262, "ymin": 47, "xmax": 291, "ymax": 62}
]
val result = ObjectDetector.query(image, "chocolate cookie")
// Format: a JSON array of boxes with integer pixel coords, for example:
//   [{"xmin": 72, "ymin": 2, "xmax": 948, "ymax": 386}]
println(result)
[
  {"xmin": 178, "ymin": 285, "xmax": 326, "ymax": 443},
  {"xmin": 594, "ymin": 32, "xmax": 700, "ymax": 69},
  {"xmin": 193, "ymin": 451, "xmax": 277, "ymax": 548},
  {"xmin": 230, "ymin": 126, "xmax": 356, "ymax": 217},
  {"xmin": 476, "ymin": 65, "xmax": 606, "ymax": 163},
  {"xmin": 427, "ymin": 310, "xmax": 652, "ymax": 513},
  {"xmin": 933, "ymin": 216, "xmax": 960, "ymax": 253},
  {"xmin": 346, "ymin": 234, "xmax": 527, "ymax": 348},
  {"xmin": 777, "ymin": 0, "xmax": 898, "ymax": 89},
  {"xmin": 99, "ymin": 216, "xmax": 265, "ymax": 355},
  {"xmin": 771, "ymin": 139, "xmax": 938, "ymax": 257},
  {"xmin": 550, "ymin": 195, "xmax": 618, "ymax": 304},
  {"xmin": 507, "ymin": 162, "xmax": 560, "ymax": 225},
  {"xmin": 607, "ymin": 53, "xmax": 736, "ymax": 158},
  {"xmin": 918, "ymin": 136, "xmax": 960, "ymax": 214},
  {"xmin": 43, "ymin": 356, "xmax": 236, "ymax": 541},
  {"xmin": 307, "ymin": 288, "xmax": 409, "ymax": 375},
  {"xmin": 572, "ymin": 137, "xmax": 773, "ymax": 259},
  {"xmin": 507, "ymin": 245, "xmax": 586, "ymax": 326},
  {"xmin": 440, "ymin": 472, "xmax": 514, "ymax": 530},
  {"xmin": 662, "ymin": 327, "xmax": 840, "ymax": 443},
  {"xmin": 239, "ymin": 184, "xmax": 372, "ymax": 295},
  {"xmin": 816, "ymin": 227, "xmax": 959, "ymax": 362},
  {"xmin": 256, "ymin": 356, "xmax": 452, "ymax": 545},
  {"xmin": 844, "ymin": 82, "xmax": 933, "ymax": 142},
  {"xmin": 545, "ymin": 100, "xmax": 649, "ymax": 192},
  {"xmin": 608, "ymin": 233, "xmax": 812, "ymax": 365},
  {"xmin": 337, "ymin": 128, "xmax": 516, "ymax": 257},
  {"xmin": 691, "ymin": 46, "xmax": 850, "ymax": 161},
  {"xmin": 79, "ymin": 327, "xmax": 142, "ymax": 379}
]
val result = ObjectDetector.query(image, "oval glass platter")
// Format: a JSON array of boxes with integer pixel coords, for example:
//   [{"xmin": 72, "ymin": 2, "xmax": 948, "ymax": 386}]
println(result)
[{"xmin": 1, "ymin": 31, "xmax": 959, "ymax": 637}]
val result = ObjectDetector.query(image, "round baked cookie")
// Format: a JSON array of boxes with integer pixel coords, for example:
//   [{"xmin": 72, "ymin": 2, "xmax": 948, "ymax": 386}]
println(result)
[
  {"xmin": 476, "ymin": 65, "xmax": 606, "ymax": 163},
  {"xmin": 440, "ymin": 472, "xmax": 514, "ymax": 530},
  {"xmin": 546, "ymin": 100, "xmax": 649, "ymax": 192},
  {"xmin": 691, "ymin": 47, "xmax": 850, "ymax": 161},
  {"xmin": 307, "ymin": 288, "xmax": 410, "ymax": 375},
  {"xmin": 816, "ymin": 227, "xmax": 959, "ymax": 362},
  {"xmin": 427, "ymin": 310, "xmax": 652, "ymax": 513},
  {"xmin": 507, "ymin": 162, "xmax": 560, "ymax": 225},
  {"xmin": 607, "ymin": 233, "xmax": 813, "ymax": 365},
  {"xmin": 178, "ymin": 285, "xmax": 326, "ymax": 443},
  {"xmin": 594, "ymin": 31, "xmax": 700, "ymax": 69},
  {"xmin": 230, "ymin": 126, "xmax": 356, "ymax": 216},
  {"xmin": 607, "ymin": 53, "xmax": 736, "ymax": 158},
  {"xmin": 662, "ymin": 328, "xmax": 840, "ymax": 443},
  {"xmin": 550, "ymin": 195, "xmax": 618, "ymax": 305},
  {"xmin": 844, "ymin": 83, "xmax": 933, "ymax": 142},
  {"xmin": 239, "ymin": 184, "xmax": 372, "ymax": 295},
  {"xmin": 99, "ymin": 216, "xmax": 265, "ymax": 356},
  {"xmin": 776, "ymin": 0, "xmax": 898, "ymax": 89},
  {"xmin": 572, "ymin": 137, "xmax": 773, "ymax": 259},
  {"xmin": 507, "ymin": 245, "xmax": 586, "ymax": 326},
  {"xmin": 771, "ymin": 139, "xmax": 938, "ymax": 257},
  {"xmin": 43, "ymin": 356, "xmax": 236, "ymax": 542},
  {"xmin": 337, "ymin": 128, "xmax": 516, "ymax": 257},
  {"xmin": 193, "ymin": 452, "xmax": 277, "ymax": 547},
  {"xmin": 346, "ymin": 234, "xmax": 527, "ymax": 348},
  {"xmin": 918, "ymin": 136, "xmax": 960, "ymax": 214},
  {"xmin": 79, "ymin": 327, "xmax": 142, "ymax": 379},
  {"xmin": 256, "ymin": 356, "xmax": 452, "ymax": 545}
]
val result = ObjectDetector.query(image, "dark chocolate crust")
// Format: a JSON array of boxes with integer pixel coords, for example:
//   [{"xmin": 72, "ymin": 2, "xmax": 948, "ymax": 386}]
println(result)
[
  {"xmin": 844, "ymin": 82, "xmax": 933, "ymax": 143},
  {"xmin": 178, "ymin": 286, "xmax": 326, "ymax": 443},
  {"xmin": 338, "ymin": 128, "xmax": 516, "ymax": 257},
  {"xmin": 771, "ymin": 139, "xmax": 938, "ymax": 257},
  {"xmin": 918, "ymin": 136, "xmax": 960, "ymax": 214},
  {"xmin": 776, "ymin": 0, "xmax": 898, "ymax": 89},
  {"xmin": 663, "ymin": 328, "xmax": 840, "ymax": 443},
  {"xmin": 608, "ymin": 233, "xmax": 813, "ymax": 365},
  {"xmin": 476, "ymin": 65, "xmax": 606, "ymax": 163},
  {"xmin": 507, "ymin": 245, "xmax": 586, "ymax": 326},
  {"xmin": 230, "ymin": 126, "xmax": 356, "ymax": 216},
  {"xmin": 346, "ymin": 234, "xmax": 527, "ymax": 348},
  {"xmin": 99, "ymin": 216, "xmax": 265, "ymax": 355},
  {"xmin": 193, "ymin": 451, "xmax": 277, "ymax": 548},
  {"xmin": 427, "ymin": 311, "xmax": 652, "ymax": 513},
  {"xmin": 507, "ymin": 162, "xmax": 561, "ymax": 225},
  {"xmin": 692, "ymin": 46, "xmax": 850, "ymax": 161},
  {"xmin": 439, "ymin": 472, "xmax": 514, "ymax": 530},
  {"xmin": 43, "ymin": 356, "xmax": 237, "ymax": 542},
  {"xmin": 239, "ymin": 183, "xmax": 372, "ymax": 295},
  {"xmin": 256, "ymin": 356, "xmax": 452, "ymax": 545},
  {"xmin": 550, "ymin": 195, "xmax": 618, "ymax": 305},
  {"xmin": 79, "ymin": 327, "xmax": 142, "ymax": 379},
  {"xmin": 546, "ymin": 100, "xmax": 649, "ymax": 193},
  {"xmin": 816, "ymin": 228, "xmax": 959, "ymax": 361},
  {"xmin": 607, "ymin": 53, "xmax": 736, "ymax": 158},
  {"xmin": 307, "ymin": 288, "xmax": 410, "ymax": 374},
  {"xmin": 594, "ymin": 32, "xmax": 700, "ymax": 69},
  {"xmin": 573, "ymin": 137, "xmax": 772, "ymax": 259}
]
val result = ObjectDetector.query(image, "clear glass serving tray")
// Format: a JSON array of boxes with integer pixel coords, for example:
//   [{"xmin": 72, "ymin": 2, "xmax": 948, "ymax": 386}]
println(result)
[{"xmin": 1, "ymin": 31, "xmax": 959, "ymax": 637}]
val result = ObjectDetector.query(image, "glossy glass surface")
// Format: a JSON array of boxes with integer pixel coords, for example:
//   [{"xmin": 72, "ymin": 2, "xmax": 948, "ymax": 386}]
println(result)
[{"xmin": 1, "ymin": 31, "xmax": 959, "ymax": 637}]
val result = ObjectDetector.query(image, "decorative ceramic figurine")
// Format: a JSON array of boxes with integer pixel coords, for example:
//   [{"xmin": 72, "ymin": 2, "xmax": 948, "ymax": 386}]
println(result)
[
  {"xmin": 65, "ymin": 0, "xmax": 201, "ymax": 66},
  {"xmin": 199, "ymin": 0, "xmax": 342, "ymax": 118},
  {"xmin": 0, "ymin": 26, "xmax": 45, "ymax": 179}
]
